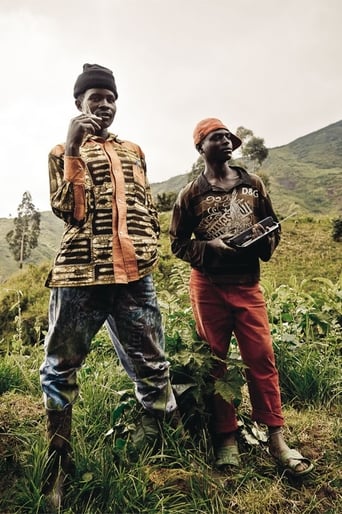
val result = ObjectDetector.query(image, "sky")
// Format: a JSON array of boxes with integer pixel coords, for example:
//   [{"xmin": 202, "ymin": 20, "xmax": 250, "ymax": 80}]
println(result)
[{"xmin": 0, "ymin": 0, "xmax": 341, "ymax": 217}]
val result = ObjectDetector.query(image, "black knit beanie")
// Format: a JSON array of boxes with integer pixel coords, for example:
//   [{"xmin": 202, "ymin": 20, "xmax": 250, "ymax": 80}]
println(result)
[{"xmin": 73, "ymin": 63, "xmax": 118, "ymax": 99}]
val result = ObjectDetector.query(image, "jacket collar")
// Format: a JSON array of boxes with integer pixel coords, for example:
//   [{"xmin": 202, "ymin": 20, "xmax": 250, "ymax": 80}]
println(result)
[
  {"xmin": 196, "ymin": 166, "xmax": 255, "ymax": 192},
  {"xmin": 83, "ymin": 132, "xmax": 122, "ymax": 144}
]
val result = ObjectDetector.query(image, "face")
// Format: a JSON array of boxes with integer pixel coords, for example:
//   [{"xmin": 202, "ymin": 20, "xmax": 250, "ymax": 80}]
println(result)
[
  {"xmin": 200, "ymin": 129, "xmax": 233, "ymax": 163},
  {"xmin": 77, "ymin": 88, "xmax": 117, "ymax": 129}
]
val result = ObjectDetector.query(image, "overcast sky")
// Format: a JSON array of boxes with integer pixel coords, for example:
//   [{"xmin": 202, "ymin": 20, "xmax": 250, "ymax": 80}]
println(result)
[{"xmin": 0, "ymin": 0, "xmax": 341, "ymax": 217}]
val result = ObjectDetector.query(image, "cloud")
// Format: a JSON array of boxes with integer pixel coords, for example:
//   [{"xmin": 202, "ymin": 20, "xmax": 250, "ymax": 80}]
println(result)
[{"xmin": 0, "ymin": 0, "xmax": 341, "ymax": 216}]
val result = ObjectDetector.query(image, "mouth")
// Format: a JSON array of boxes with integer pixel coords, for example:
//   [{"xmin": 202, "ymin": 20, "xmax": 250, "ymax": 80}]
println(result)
[{"xmin": 96, "ymin": 111, "xmax": 113, "ymax": 122}]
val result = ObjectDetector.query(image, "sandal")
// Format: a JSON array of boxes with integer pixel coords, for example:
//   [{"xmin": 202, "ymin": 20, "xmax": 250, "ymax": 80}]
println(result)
[
  {"xmin": 270, "ymin": 448, "xmax": 314, "ymax": 476},
  {"xmin": 215, "ymin": 443, "xmax": 241, "ymax": 468}
]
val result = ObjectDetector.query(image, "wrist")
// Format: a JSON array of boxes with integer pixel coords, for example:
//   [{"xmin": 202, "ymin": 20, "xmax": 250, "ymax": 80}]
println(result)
[{"xmin": 65, "ymin": 143, "xmax": 81, "ymax": 157}]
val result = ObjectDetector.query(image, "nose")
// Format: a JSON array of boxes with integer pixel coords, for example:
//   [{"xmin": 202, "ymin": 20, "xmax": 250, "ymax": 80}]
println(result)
[
  {"xmin": 222, "ymin": 134, "xmax": 232, "ymax": 145},
  {"xmin": 99, "ymin": 98, "xmax": 111, "ymax": 108}
]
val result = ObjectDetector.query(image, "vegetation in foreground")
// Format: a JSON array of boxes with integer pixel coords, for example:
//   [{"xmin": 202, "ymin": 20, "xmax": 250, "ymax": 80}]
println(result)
[{"xmin": 0, "ymin": 214, "xmax": 341, "ymax": 513}]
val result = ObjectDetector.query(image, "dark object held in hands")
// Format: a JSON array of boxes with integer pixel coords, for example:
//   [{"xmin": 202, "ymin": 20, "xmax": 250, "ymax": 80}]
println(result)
[{"xmin": 223, "ymin": 217, "xmax": 280, "ymax": 249}]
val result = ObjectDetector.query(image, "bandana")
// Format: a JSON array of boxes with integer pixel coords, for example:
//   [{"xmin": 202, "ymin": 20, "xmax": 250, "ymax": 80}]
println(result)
[{"xmin": 193, "ymin": 118, "xmax": 241, "ymax": 149}]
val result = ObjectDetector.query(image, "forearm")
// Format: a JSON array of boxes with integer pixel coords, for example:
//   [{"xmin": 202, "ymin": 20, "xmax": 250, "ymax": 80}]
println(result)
[{"xmin": 48, "ymin": 150, "xmax": 87, "ymax": 224}]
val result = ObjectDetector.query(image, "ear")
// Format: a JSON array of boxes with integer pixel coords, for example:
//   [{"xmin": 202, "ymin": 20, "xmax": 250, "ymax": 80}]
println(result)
[{"xmin": 75, "ymin": 98, "xmax": 83, "ymax": 112}]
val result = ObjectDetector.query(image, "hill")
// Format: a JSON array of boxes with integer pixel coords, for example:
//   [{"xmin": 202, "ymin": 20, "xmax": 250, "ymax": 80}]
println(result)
[
  {"xmin": 262, "ymin": 120, "xmax": 342, "ymax": 214},
  {"xmin": 151, "ymin": 172, "xmax": 189, "ymax": 196},
  {"xmin": 151, "ymin": 120, "xmax": 342, "ymax": 216},
  {"xmin": 0, "ymin": 212, "xmax": 63, "ymax": 282}
]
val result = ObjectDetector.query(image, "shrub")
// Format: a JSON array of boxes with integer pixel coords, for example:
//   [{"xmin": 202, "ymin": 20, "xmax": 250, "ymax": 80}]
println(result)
[
  {"xmin": 332, "ymin": 216, "xmax": 342, "ymax": 242},
  {"xmin": 0, "ymin": 263, "xmax": 50, "ymax": 352}
]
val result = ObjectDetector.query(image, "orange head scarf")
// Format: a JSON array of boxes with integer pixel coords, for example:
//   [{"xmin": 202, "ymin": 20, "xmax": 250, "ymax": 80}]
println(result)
[{"xmin": 193, "ymin": 118, "xmax": 242, "ymax": 150}]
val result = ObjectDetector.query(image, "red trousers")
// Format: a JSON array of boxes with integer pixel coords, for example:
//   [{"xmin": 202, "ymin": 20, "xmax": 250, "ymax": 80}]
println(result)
[{"xmin": 189, "ymin": 269, "xmax": 284, "ymax": 434}]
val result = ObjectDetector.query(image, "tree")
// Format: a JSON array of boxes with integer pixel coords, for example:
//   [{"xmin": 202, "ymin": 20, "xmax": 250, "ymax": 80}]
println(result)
[
  {"xmin": 236, "ymin": 126, "xmax": 254, "ymax": 144},
  {"xmin": 235, "ymin": 126, "xmax": 269, "ymax": 172},
  {"xmin": 6, "ymin": 192, "xmax": 41, "ymax": 269},
  {"xmin": 241, "ymin": 136, "xmax": 269, "ymax": 171},
  {"xmin": 155, "ymin": 192, "xmax": 178, "ymax": 212}
]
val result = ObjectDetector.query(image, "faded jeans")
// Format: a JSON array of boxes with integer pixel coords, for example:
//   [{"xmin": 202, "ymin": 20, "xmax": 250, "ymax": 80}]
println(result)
[{"xmin": 39, "ymin": 274, "xmax": 177, "ymax": 415}]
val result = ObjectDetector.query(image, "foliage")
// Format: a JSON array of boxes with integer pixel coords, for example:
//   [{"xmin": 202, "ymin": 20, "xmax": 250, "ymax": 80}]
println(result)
[
  {"xmin": 332, "ymin": 216, "xmax": 342, "ymax": 242},
  {"xmin": 236, "ymin": 126, "xmax": 254, "ymax": 142},
  {"xmin": 0, "ymin": 263, "xmax": 50, "ymax": 352},
  {"xmin": 0, "ymin": 308, "xmax": 341, "ymax": 513},
  {"xmin": 155, "ymin": 191, "xmax": 178, "ymax": 212},
  {"xmin": 0, "ymin": 357, "xmax": 23, "ymax": 394},
  {"xmin": 6, "ymin": 191, "xmax": 41, "ymax": 269},
  {"xmin": 0, "ymin": 214, "xmax": 341, "ymax": 512},
  {"xmin": 241, "ymin": 136, "xmax": 269, "ymax": 171},
  {"xmin": 263, "ymin": 277, "xmax": 342, "ymax": 406}
]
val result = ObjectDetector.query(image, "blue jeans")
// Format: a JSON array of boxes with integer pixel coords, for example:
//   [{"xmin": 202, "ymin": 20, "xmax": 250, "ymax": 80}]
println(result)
[{"xmin": 39, "ymin": 275, "xmax": 177, "ymax": 415}]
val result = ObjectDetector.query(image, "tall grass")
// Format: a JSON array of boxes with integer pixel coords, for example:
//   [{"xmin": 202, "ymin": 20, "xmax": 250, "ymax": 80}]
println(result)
[{"xmin": 0, "ymin": 215, "xmax": 341, "ymax": 513}]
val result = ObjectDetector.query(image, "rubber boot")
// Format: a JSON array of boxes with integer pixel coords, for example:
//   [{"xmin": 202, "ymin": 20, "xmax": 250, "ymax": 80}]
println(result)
[{"xmin": 41, "ymin": 405, "xmax": 74, "ymax": 509}]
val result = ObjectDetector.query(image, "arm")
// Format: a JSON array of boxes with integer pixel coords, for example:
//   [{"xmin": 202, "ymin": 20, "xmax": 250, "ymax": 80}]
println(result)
[
  {"xmin": 169, "ymin": 189, "xmax": 210, "ymax": 269},
  {"xmin": 48, "ymin": 111, "xmax": 103, "ymax": 224},
  {"xmin": 48, "ymin": 146, "xmax": 77, "ymax": 223}
]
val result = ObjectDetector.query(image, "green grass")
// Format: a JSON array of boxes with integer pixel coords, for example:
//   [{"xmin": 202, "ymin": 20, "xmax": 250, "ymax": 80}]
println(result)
[
  {"xmin": 0, "ymin": 214, "xmax": 341, "ymax": 513},
  {"xmin": 0, "ymin": 341, "xmax": 341, "ymax": 513}
]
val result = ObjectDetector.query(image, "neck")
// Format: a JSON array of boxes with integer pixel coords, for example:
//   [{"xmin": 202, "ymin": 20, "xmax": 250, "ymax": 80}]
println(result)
[
  {"xmin": 204, "ymin": 161, "xmax": 231, "ymax": 178},
  {"xmin": 203, "ymin": 161, "xmax": 240, "ymax": 188},
  {"xmin": 95, "ymin": 128, "xmax": 109, "ymax": 140}
]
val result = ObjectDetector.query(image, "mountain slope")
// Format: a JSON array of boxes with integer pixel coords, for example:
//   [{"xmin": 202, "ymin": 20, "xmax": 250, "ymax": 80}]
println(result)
[
  {"xmin": 151, "ymin": 120, "xmax": 342, "ymax": 215},
  {"xmin": 0, "ymin": 212, "xmax": 63, "ymax": 282},
  {"xmin": 262, "ymin": 120, "xmax": 342, "ymax": 214}
]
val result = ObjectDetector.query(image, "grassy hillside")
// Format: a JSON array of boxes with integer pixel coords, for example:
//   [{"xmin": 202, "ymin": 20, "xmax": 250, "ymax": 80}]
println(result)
[
  {"xmin": 0, "ymin": 212, "xmax": 63, "ymax": 282},
  {"xmin": 0, "ymin": 214, "xmax": 341, "ymax": 513},
  {"xmin": 262, "ymin": 120, "xmax": 342, "ymax": 215},
  {"xmin": 1, "ymin": 212, "xmax": 341, "ymax": 285},
  {"xmin": 151, "ymin": 172, "xmax": 189, "ymax": 196},
  {"xmin": 152, "ymin": 120, "xmax": 342, "ymax": 216}
]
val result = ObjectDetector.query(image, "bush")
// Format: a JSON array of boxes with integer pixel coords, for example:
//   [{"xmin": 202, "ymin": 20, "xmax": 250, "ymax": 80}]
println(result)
[
  {"xmin": 0, "ymin": 359, "xmax": 23, "ymax": 395},
  {"xmin": 264, "ymin": 277, "xmax": 342, "ymax": 406},
  {"xmin": 332, "ymin": 216, "xmax": 342, "ymax": 242},
  {"xmin": 0, "ymin": 263, "xmax": 50, "ymax": 352}
]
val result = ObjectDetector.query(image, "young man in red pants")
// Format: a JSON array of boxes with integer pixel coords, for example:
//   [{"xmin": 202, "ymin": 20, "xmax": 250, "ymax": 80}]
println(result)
[{"xmin": 170, "ymin": 118, "xmax": 313, "ymax": 476}]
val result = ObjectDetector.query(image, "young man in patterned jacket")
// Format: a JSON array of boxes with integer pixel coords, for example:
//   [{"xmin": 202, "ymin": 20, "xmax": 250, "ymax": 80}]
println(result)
[
  {"xmin": 170, "ymin": 118, "xmax": 313, "ymax": 476},
  {"xmin": 40, "ymin": 63, "xmax": 180, "ymax": 503}
]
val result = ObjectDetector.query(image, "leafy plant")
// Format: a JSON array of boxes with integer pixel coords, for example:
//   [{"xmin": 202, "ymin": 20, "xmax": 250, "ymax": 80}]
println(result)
[
  {"xmin": 0, "ymin": 213, "xmax": 341, "ymax": 513},
  {"xmin": 263, "ymin": 277, "xmax": 342, "ymax": 406}
]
